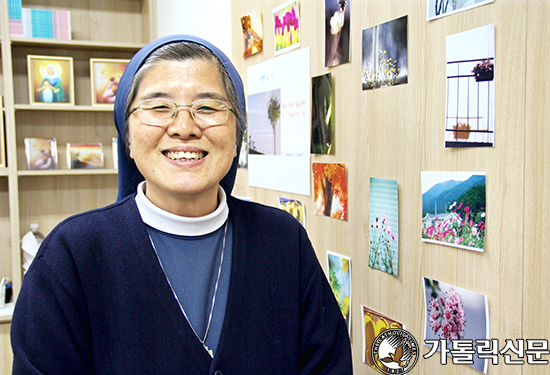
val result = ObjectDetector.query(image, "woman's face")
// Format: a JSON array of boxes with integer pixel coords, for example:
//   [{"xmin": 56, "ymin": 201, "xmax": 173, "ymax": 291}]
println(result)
[{"xmin": 128, "ymin": 58, "xmax": 237, "ymax": 216}]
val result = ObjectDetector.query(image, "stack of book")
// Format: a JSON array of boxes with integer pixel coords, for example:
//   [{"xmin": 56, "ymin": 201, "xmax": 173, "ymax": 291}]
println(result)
[{"xmin": 8, "ymin": 0, "xmax": 71, "ymax": 40}]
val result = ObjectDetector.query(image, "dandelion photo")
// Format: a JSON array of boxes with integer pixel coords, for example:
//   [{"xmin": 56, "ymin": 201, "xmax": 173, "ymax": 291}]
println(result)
[
  {"xmin": 423, "ymin": 277, "xmax": 489, "ymax": 374},
  {"xmin": 369, "ymin": 178, "xmax": 399, "ymax": 276},
  {"xmin": 361, "ymin": 15, "xmax": 408, "ymax": 90},
  {"xmin": 421, "ymin": 171, "xmax": 486, "ymax": 252}
]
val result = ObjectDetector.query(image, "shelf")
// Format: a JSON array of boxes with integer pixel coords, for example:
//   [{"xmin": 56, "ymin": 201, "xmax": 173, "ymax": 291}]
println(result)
[
  {"xmin": 18, "ymin": 169, "xmax": 118, "ymax": 176},
  {"xmin": 0, "ymin": 302, "xmax": 14, "ymax": 323},
  {"xmin": 0, "ymin": 168, "xmax": 8, "ymax": 177},
  {"xmin": 14, "ymin": 104, "xmax": 114, "ymax": 112},
  {"xmin": 10, "ymin": 37, "xmax": 145, "ymax": 52}
]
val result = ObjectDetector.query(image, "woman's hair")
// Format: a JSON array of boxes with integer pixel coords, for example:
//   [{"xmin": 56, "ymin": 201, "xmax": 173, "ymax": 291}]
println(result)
[{"xmin": 123, "ymin": 41, "xmax": 244, "ymax": 149}]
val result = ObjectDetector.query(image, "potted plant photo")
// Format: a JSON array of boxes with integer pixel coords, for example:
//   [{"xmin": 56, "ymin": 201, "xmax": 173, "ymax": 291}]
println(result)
[
  {"xmin": 471, "ymin": 58, "xmax": 494, "ymax": 82},
  {"xmin": 453, "ymin": 122, "xmax": 471, "ymax": 140}
]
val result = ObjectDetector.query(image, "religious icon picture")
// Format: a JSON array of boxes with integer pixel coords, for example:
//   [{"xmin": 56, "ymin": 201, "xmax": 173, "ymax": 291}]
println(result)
[
  {"xmin": 90, "ymin": 58, "xmax": 130, "ymax": 106},
  {"xmin": 67, "ymin": 143, "xmax": 104, "ymax": 169},
  {"xmin": 24, "ymin": 137, "xmax": 58, "ymax": 170},
  {"xmin": 27, "ymin": 55, "xmax": 74, "ymax": 105}
]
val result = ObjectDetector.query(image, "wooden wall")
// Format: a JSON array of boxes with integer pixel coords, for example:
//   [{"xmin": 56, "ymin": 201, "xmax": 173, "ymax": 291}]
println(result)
[{"xmin": 231, "ymin": 1, "xmax": 548, "ymax": 374}]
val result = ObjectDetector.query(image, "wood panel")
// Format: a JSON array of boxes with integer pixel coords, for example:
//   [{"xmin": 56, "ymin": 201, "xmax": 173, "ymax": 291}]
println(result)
[
  {"xmin": 523, "ymin": 1, "xmax": 550, "ymax": 374},
  {"xmin": 232, "ymin": 1, "xmax": 539, "ymax": 373},
  {"xmin": 0, "ymin": 323, "xmax": 12, "ymax": 374}
]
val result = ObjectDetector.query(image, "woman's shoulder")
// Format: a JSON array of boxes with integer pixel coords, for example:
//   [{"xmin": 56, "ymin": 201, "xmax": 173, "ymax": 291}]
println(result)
[
  {"xmin": 228, "ymin": 195, "xmax": 304, "ymax": 230},
  {"xmin": 47, "ymin": 195, "xmax": 139, "ymax": 241}
]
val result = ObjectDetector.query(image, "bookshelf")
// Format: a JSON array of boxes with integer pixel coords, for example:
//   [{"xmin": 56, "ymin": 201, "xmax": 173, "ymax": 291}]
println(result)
[{"xmin": 0, "ymin": 2, "xmax": 157, "ymax": 369}]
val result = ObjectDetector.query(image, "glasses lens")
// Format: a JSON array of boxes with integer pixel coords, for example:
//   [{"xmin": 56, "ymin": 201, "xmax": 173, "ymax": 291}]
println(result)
[
  {"xmin": 138, "ymin": 99, "xmax": 176, "ymax": 126},
  {"xmin": 191, "ymin": 99, "xmax": 230, "ymax": 126}
]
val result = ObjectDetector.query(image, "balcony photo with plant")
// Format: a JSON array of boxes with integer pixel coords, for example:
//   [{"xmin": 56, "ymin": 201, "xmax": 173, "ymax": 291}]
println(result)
[{"xmin": 445, "ymin": 24, "xmax": 495, "ymax": 147}]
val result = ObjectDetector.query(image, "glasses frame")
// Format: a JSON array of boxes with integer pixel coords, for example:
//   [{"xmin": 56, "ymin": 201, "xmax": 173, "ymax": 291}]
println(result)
[{"xmin": 130, "ymin": 98, "xmax": 234, "ymax": 127}]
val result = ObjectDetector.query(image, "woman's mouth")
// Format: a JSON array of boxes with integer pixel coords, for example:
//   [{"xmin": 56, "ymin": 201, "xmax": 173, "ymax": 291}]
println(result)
[{"xmin": 163, "ymin": 150, "xmax": 206, "ymax": 161}]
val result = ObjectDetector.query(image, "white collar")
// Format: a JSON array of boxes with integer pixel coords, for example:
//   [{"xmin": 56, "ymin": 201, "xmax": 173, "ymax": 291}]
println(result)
[{"xmin": 135, "ymin": 181, "xmax": 229, "ymax": 236}]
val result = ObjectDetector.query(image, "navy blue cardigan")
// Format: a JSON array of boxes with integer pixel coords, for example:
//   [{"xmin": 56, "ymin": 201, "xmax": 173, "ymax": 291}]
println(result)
[{"xmin": 11, "ymin": 195, "xmax": 352, "ymax": 374}]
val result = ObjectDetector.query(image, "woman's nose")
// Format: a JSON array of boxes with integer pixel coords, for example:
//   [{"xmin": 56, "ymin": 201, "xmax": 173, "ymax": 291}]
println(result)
[{"xmin": 167, "ymin": 108, "xmax": 202, "ymax": 138}]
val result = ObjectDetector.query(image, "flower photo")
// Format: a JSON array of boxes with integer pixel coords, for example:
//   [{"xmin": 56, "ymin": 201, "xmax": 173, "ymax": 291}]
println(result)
[
  {"xmin": 362, "ymin": 15, "xmax": 408, "ymax": 90},
  {"xmin": 423, "ymin": 277, "xmax": 489, "ymax": 373},
  {"xmin": 369, "ymin": 178, "xmax": 399, "ymax": 276},
  {"xmin": 272, "ymin": 0, "xmax": 300, "ymax": 55},
  {"xmin": 421, "ymin": 171, "xmax": 486, "ymax": 252}
]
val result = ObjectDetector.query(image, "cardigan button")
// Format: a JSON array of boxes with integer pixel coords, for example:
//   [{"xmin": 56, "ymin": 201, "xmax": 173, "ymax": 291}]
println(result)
[{"xmin": 214, "ymin": 371, "xmax": 223, "ymax": 375}]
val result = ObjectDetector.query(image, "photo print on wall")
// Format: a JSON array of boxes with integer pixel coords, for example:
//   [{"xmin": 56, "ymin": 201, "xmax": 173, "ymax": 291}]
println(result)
[
  {"xmin": 369, "ymin": 177, "xmax": 399, "ymax": 276},
  {"xmin": 421, "ymin": 171, "xmax": 486, "ymax": 252},
  {"xmin": 445, "ymin": 24, "xmax": 495, "ymax": 147},
  {"xmin": 427, "ymin": 0, "xmax": 495, "ymax": 21},
  {"xmin": 272, "ymin": 0, "xmax": 300, "ymax": 55},
  {"xmin": 362, "ymin": 15, "xmax": 408, "ymax": 90},
  {"xmin": 423, "ymin": 277, "xmax": 490, "ymax": 374},
  {"xmin": 277, "ymin": 196, "xmax": 306, "ymax": 227},
  {"xmin": 327, "ymin": 251, "xmax": 351, "ymax": 333},
  {"xmin": 361, "ymin": 305, "xmax": 404, "ymax": 370},
  {"xmin": 241, "ymin": 9, "xmax": 263, "ymax": 58},
  {"xmin": 325, "ymin": 0, "xmax": 351, "ymax": 67},
  {"xmin": 311, "ymin": 72, "xmax": 335, "ymax": 154},
  {"xmin": 313, "ymin": 162, "xmax": 347, "ymax": 221}
]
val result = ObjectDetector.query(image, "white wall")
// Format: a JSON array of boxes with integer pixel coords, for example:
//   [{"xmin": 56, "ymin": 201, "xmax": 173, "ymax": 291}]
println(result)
[{"xmin": 155, "ymin": 0, "xmax": 232, "ymax": 58}]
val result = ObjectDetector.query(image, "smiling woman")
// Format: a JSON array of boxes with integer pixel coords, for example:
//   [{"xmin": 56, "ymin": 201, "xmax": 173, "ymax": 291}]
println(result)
[{"xmin": 10, "ymin": 35, "xmax": 353, "ymax": 375}]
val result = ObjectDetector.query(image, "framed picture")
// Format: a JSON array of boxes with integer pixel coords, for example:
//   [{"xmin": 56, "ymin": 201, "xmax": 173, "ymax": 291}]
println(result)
[
  {"xmin": 24, "ymin": 137, "xmax": 58, "ymax": 170},
  {"xmin": 90, "ymin": 58, "xmax": 130, "ymax": 106},
  {"xmin": 67, "ymin": 143, "xmax": 104, "ymax": 169},
  {"xmin": 27, "ymin": 55, "xmax": 74, "ymax": 105}
]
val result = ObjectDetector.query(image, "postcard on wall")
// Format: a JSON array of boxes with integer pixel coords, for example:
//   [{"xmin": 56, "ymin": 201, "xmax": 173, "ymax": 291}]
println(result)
[
  {"xmin": 325, "ymin": 0, "xmax": 351, "ymax": 67},
  {"xmin": 241, "ymin": 9, "xmax": 263, "ymax": 58},
  {"xmin": 272, "ymin": 0, "xmax": 300, "ymax": 55},
  {"xmin": 24, "ymin": 137, "xmax": 58, "ymax": 170},
  {"xmin": 421, "ymin": 171, "xmax": 486, "ymax": 252},
  {"xmin": 27, "ymin": 55, "xmax": 74, "ymax": 105},
  {"xmin": 313, "ymin": 163, "xmax": 347, "ymax": 221},
  {"xmin": 311, "ymin": 73, "xmax": 335, "ymax": 154},
  {"xmin": 427, "ymin": 0, "xmax": 494, "ymax": 21},
  {"xmin": 327, "ymin": 251, "xmax": 351, "ymax": 333},
  {"xmin": 445, "ymin": 24, "xmax": 495, "ymax": 147},
  {"xmin": 90, "ymin": 58, "xmax": 129, "ymax": 106},
  {"xmin": 362, "ymin": 15, "xmax": 408, "ymax": 90},
  {"xmin": 423, "ymin": 277, "xmax": 490, "ymax": 374},
  {"xmin": 361, "ymin": 305, "xmax": 404, "ymax": 369},
  {"xmin": 278, "ymin": 197, "xmax": 306, "ymax": 227},
  {"xmin": 247, "ymin": 47, "xmax": 311, "ymax": 195},
  {"xmin": 369, "ymin": 177, "xmax": 399, "ymax": 276},
  {"xmin": 67, "ymin": 143, "xmax": 104, "ymax": 169}
]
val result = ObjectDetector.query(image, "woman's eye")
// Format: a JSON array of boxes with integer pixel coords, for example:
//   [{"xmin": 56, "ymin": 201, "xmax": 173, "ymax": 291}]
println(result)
[{"xmin": 150, "ymin": 105, "xmax": 172, "ymax": 112}]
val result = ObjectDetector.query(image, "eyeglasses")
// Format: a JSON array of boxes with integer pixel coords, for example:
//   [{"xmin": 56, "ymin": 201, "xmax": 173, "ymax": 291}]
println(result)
[{"xmin": 130, "ymin": 98, "xmax": 234, "ymax": 127}]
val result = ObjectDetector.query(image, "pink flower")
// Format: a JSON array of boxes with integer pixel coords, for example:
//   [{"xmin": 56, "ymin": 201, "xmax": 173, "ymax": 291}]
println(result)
[{"xmin": 465, "ymin": 206, "xmax": 470, "ymax": 212}]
